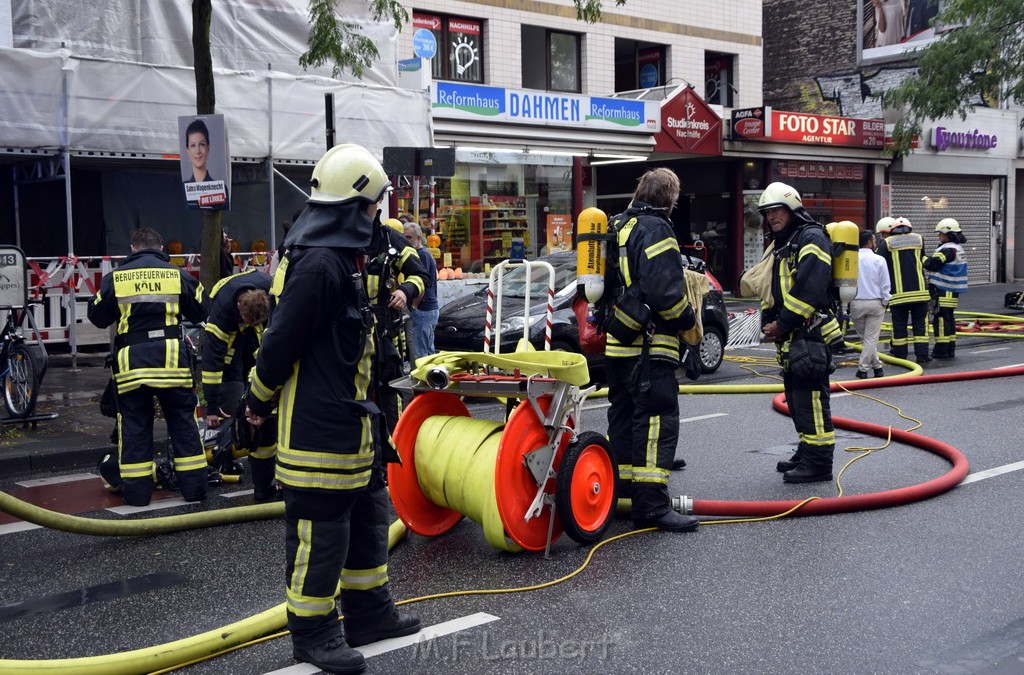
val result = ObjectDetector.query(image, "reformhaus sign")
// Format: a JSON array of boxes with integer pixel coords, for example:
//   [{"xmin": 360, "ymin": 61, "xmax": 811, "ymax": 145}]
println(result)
[{"xmin": 432, "ymin": 82, "xmax": 660, "ymax": 133}]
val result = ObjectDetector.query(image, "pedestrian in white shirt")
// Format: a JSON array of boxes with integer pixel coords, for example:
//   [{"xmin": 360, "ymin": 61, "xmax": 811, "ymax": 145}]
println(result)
[{"xmin": 850, "ymin": 229, "xmax": 892, "ymax": 378}]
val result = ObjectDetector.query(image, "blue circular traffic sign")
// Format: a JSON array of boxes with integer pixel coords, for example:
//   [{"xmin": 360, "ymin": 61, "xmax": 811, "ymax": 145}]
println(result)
[
  {"xmin": 639, "ymin": 63, "xmax": 659, "ymax": 88},
  {"xmin": 413, "ymin": 29, "xmax": 437, "ymax": 59}
]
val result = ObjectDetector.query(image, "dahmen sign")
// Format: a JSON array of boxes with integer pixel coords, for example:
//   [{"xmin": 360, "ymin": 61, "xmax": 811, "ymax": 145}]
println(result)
[
  {"xmin": 654, "ymin": 86, "xmax": 722, "ymax": 155},
  {"xmin": 732, "ymin": 107, "xmax": 885, "ymax": 149}
]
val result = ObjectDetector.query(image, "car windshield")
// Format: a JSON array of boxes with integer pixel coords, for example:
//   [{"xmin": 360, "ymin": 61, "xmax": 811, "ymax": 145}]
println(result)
[{"xmin": 496, "ymin": 258, "xmax": 577, "ymax": 298}]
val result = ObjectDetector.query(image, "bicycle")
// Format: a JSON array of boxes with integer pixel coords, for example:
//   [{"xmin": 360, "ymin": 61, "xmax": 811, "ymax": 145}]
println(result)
[{"xmin": 1, "ymin": 305, "xmax": 42, "ymax": 418}]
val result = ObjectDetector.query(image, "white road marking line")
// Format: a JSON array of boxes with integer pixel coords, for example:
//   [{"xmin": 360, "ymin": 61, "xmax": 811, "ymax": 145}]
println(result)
[
  {"xmin": 582, "ymin": 402, "xmax": 611, "ymax": 410},
  {"xmin": 0, "ymin": 522, "xmax": 42, "ymax": 536},
  {"xmin": 264, "ymin": 612, "xmax": 501, "ymax": 674},
  {"xmin": 220, "ymin": 488, "xmax": 255, "ymax": 499},
  {"xmin": 959, "ymin": 460, "xmax": 1024, "ymax": 485},
  {"xmin": 16, "ymin": 472, "xmax": 98, "ymax": 488},
  {"xmin": 968, "ymin": 347, "xmax": 1011, "ymax": 354},
  {"xmin": 680, "ymin": 413, "xmax": 728, "ymax": 423},
  {"xmin": 833, "ymin": 392, "xmax": 854, "ymax": 399},
  {"xmin": 994, "ymin": 362, "xmax": 1024, "ymax": 370},
  {"xmin": 106, "ymin": 498, "xmax": 189, "ymax": 515}
]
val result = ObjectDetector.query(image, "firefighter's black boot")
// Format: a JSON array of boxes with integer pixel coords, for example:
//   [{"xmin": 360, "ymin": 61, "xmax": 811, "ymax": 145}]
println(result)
[
  {"xmin": 634, "ymin": 510, "xmax": 699, "ymax": 532},
  {"xmin": 783, "ymin": 447, "xmax": 833, "ymax": 484},
  {"xmin": 345, "ymin": 609, "xmax": 421, "ymax": 648},
  {"xmin": 293, "ymin": 636, "xmax": 365, "ymax": 674},
  {"xmin": 776, "ymin": 447, "xmax": 803, "ymax": 473}
]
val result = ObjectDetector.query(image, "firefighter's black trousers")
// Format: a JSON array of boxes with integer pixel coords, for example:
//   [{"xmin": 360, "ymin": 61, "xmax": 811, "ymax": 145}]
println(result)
[
  {"xmin": 606, "ymin": 356, "xmax": 678, "ymax": 520},
  {"xmin": 283, "ymin": 474, "xmax": 394, "ymax": 651},
  {"xmin": 782, "ymin": 368, "xmax": 835, "ymax": 469},
  {"xmin": 889, "ymin": 301, "xmax": 929, "ymax": 359},
  {"xmin": 117, "ymin": 385, "xmax": 206, "ymax": 505}
]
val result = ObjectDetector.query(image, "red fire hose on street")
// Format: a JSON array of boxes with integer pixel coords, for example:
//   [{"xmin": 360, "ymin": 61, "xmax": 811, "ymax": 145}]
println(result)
[{"xmin": 691, "ymin": 366, "xmax": 1024, "ymax": 518}]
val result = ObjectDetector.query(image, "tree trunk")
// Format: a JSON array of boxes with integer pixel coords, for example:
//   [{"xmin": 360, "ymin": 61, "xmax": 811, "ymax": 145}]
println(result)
[{"xmin": 192, "ymin": 0, "xmax": 222, "ymax": 293}]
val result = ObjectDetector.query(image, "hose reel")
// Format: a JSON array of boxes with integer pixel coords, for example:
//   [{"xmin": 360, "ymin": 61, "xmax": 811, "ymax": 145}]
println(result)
[{"xmin": 388, "ymin": 384, "xmax": 617, "ymax": 553}]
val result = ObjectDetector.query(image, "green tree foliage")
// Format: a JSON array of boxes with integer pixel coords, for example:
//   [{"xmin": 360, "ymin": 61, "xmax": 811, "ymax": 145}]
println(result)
[
  {"xmin": 886, "ymin": 0, "xmax": 1024, "ymax": 156},
  {"xmin": 299, "ymin": 0, "xmax": 627, "ymax": 78}
]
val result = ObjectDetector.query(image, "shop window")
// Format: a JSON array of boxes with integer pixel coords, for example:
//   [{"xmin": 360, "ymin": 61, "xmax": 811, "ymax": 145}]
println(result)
[
  {"xmin": 705, "ymin": 52, "xmax": 736, "ymax": 106},
  {"xmin": 521, "ymin": 26, "xmax": 581, "ymax": 92},
  {"xmin": 614, "ymin": 39, "xmax": 666, "ymax": 92},
  {"xmin": 413, "ymin": 12, "xmax": 484, "ymax": 83}
]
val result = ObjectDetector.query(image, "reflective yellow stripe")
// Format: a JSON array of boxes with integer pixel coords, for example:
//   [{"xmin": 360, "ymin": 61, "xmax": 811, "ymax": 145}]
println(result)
[
  {"xmin": 644, "ymin": 237, "xmax": 678, "ymax": 259},
  {"xmin": 250, "ymin": 371, "xmax": 276, "ymax": 402},
  {"xmin": 340, "ymin": 564, "xmax": 389, "ymax": 591},
  {"xmin": 277, "ymin": 447, "xmax": 373, "ymax": 470},
  {"xmin": 205, "ymin": 322, "xmax": 231, "ymax": 342},
  {"xmin": 797, "ymin": 243, "xmax": 830, "ymax": 266},
  {"xmin": 120, "ymin": 461, "xmax": 154, "ymax": 479},
  {"xmin": 276, "ymin": 465, "xmax": 372, "ymax": 491},
  {"xmin": 660, "ymin": 296, "xmax": 689, "ymax": 321},
  {"xmin": 251, "ymin": 446, "xmax": 277, "ymax": 460},
  {"xmin": 201, "ymin": 370, "xmax": 224, "ymax": 385},
  {"xmin": 173, "ymin": 454, "xmax": 207, "ymax": 472},
  {"xmin": 633, "ymin": 467, "xmax": 669, "ymax": 484}
]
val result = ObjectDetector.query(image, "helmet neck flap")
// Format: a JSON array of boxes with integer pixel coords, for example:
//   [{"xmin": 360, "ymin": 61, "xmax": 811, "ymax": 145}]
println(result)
[{"xmin": 285, "ymin": 201, "xmax": 375, "ymax": 250}]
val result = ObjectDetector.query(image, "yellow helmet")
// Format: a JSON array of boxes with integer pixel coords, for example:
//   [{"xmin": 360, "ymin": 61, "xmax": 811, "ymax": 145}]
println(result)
[
  {"xmin": 383, "ymin": 218, "xmax": 404, "ymax": 233},
  {"xmin": 757, "ymin": 182, "xmax": 802, "ymax": 212},
  {"xmin": 875, "ymin": 216, "xmax": 896, "ymax": 234},
  {"xmin": 935, "ymin": 217, "xmax": 961, "ymax": 234},
  {"xmin": 309, "ymin": 144, "xmax": 391, "ymax": 205}
]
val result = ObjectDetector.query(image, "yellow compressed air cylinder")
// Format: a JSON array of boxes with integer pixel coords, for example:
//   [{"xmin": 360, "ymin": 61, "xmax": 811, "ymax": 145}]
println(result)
[
  {"xmin": 830, "ymin": 220, "xmax": 859, "ymax": 306},
  {"xmin": 576, "ymin": 207, "xmax": 609, "ymax": 306}
]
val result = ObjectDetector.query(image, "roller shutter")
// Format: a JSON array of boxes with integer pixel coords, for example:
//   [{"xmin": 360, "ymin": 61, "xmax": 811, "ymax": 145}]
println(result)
[{"xmin": 890, "ymin": 173, "xmax": 991, "ymax": 283}]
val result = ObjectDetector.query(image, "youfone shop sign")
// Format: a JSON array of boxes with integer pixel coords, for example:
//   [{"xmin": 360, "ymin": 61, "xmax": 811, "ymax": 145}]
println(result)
[
  {"xmin": 929, "ymin": 126, "xmax": 998, "ymax": 153},
  {"xmin": 654, "ymin": 86, "xmax": 722, "ymax": 156},
  {"xmin": 732, "ymin": 107, "xmax": 885, "ymax": 149}
]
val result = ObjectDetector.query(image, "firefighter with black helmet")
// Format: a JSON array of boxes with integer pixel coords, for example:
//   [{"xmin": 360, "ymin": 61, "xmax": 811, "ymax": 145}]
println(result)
[
  {"xmin": 924, "ymin": 217, "xmax": 968, "ymax": 359},
  {"xmin": 604, "ymin": 167, "xmax": 699, "ymax": 533},
  {"xmin": 877, "ymin": 217, "xmax": 931, "ymax": 363},
  {"xmin": 87, "ymin": 227, "xmax": 209, "ymax": 506},
  {"xmin": 363, "ymin": 215, "xmax": 427, "ymax": 434},
  {"xmin": 244, "ymin": 144, "xmax": 420, "ymax": 673},
  {"xmin": 758, "ymin": 182, "xmax": 837, "ymax": 484},
  {"xmin": 200, "ymin": 268, "xmax": 277, "ymax": 501}
]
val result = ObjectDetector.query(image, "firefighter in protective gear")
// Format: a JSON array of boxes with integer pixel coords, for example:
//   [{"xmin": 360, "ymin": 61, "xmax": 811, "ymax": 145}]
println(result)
[
  {"xmin": 244, "ymin": 144, "xmax": 420, "ymax": 674},
  {"xmin": 605, "ymin": 167, "xmax": 699, "ymax": 533},
  {"xmin": 877, "ymin": 217, "xmax": 931, "ymax": 363},
  {"xmin": 201, "ymin": 269, "xmax": 278, "ymax": 501},
  {"xmin": 87, "ymin": 227, "xmax": 209, "ymax": 506},
  {"xmin": 924, "ymin": 217, "xmax": 967, "ymax": 359},
  {"xmin": 364, "ymin": 214, "xmax": 427, "ymax": 434},
  {"xmin": 758, "ymin": 182, "xmax": 837, "ymax": 484}
]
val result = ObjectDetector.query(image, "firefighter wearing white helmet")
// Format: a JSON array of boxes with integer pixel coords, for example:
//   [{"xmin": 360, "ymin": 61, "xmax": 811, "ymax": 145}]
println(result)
[
  {"xmin": 876, "ymin": 215, "xmax": 931, "ymax": 362},
  {"xmin": 874, "ymin": 216, "xmax": 896, "ymax": 248},
  {"xmin": 757, "ymin": 182, "xmax": 838, "ymax": 484},
  {"xmin": 245, "ymin": 143, "xmax": 421, "ymax": 673},
  {"xmin": 924, "ymin": 217, "xmax": 968, "ymax": 358}
]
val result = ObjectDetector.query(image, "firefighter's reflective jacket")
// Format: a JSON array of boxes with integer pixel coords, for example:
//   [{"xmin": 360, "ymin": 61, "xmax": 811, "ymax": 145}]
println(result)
[
  {"xmin": 247, "ymin": 245, "xmax": 378, "ymax": 493},
  {"xmin": 201, "ymin": 269, "xmax": 272, "ymax": 415},
  {"xmin": 924, "ymin": 241, "xmax": 968, "ymax": 294},
  {"xmin": 364, "ymin": 224, "xmax": 427, "ymax": 315},
  {"xmin": 878, "ymin": 233, "xmax": 929, "ymax": 304},
  {"xmin": 88, "ymin": 249, "xmax": 207, "ymax": 393},
  {"xmin": 761, "ymin": 210, "xmax": 834, "ymax": 339},
  {"xmin": 605, "ymin": 202, "xmax": 695, "ymax": 363}
]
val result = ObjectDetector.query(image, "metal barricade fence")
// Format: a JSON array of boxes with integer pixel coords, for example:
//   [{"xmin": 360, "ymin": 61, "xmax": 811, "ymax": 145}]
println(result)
[{"xmin": 24, "ymin": 251, "xmax": 278, "ymax": 348}]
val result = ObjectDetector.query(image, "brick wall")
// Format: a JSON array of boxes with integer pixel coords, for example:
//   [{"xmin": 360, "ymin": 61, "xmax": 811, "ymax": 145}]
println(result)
[{"xmin": 763, "ymin": 0, "xmax": 858, "ymax": 112}]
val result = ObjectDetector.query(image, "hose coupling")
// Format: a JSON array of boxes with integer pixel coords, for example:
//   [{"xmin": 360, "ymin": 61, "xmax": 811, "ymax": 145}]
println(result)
[
  {"xmin": 671, "ymin": 495, "xmax": 694, "ymax": 515},
  {"xmin": 425, "ymin": 365, "xmax": 451, "ymax": 390}
]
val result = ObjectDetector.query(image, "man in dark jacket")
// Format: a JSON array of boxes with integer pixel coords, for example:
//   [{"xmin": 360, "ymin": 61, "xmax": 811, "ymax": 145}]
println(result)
[
  {"xmin": 605, "ymin": 167, "xmax": 699, "ymax": 533},
  {"xmin": 88, "ymin": 227, "xmax": 209, "ymax": 506},
  {"xmin": 201, "ymin": 269, "xmax": 275, "ymax": 501},
  {"xmin": 877, "ymin": 217, "xmax": 931, "ymax": 363},
  {"xmin": 758, "ymin": 182, "xmax": 837, "ymax": 483},
  {"xmin": 245, "ymin": 144, "xmax": 420, "ymax": 673}
]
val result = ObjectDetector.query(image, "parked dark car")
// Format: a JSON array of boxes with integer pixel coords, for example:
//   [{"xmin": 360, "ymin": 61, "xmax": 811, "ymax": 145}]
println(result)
[{"xmin": 433, "ymin": 252, "xmax": 730, "ymax": 378}]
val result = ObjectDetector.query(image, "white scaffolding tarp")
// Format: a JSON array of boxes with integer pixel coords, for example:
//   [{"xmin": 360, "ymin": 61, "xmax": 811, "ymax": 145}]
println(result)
[{"xmin": 2, "ymin": 0, "xmax": 431, "ymax": 160}]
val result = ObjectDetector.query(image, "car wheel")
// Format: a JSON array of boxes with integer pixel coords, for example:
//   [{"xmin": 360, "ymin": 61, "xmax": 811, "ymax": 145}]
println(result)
[
  {"xmin": 549, "ymin": 338, "xmax": 577, "ymax": 353},
  {"xmin": 699, "ymin": 325, "xmax": 724, "ymax": 373}
]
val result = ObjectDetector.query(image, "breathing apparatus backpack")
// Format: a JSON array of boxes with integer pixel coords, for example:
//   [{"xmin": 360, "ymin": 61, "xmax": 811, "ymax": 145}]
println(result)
[{"xmin": 573, "ymin": 207, "xmax": 624, "ymax": 354}]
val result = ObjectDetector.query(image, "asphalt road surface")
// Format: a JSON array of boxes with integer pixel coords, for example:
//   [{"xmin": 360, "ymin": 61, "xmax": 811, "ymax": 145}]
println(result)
[{"xmin": 2, "ymin": 338, "xmax": 1024, "ymax": 674}]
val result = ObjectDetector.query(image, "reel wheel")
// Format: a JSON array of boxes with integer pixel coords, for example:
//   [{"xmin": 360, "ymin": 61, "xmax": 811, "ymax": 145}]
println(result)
[{"xmin": 556, "ymin": 431, "xmax": 616, "ymax": 544}]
